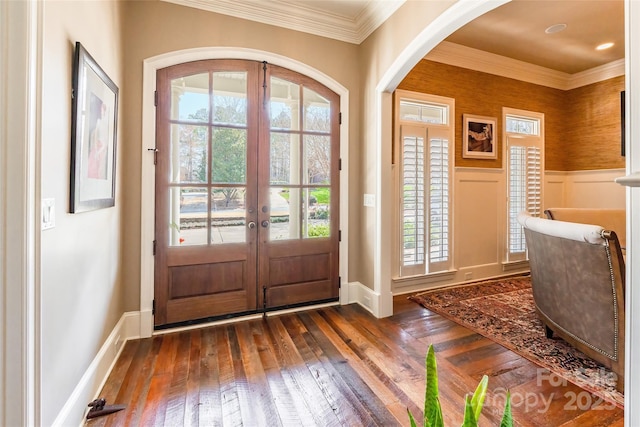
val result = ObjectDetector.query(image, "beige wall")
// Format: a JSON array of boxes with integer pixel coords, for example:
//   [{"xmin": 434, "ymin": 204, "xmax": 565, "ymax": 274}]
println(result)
[
  {"xmin": 357, "ymin": 0, "xmax": 457, "ymax": 290},
  {"xmin": 40, "ymin": 1, "xmax": 124, "ymax": 424},
  {"xmin": 120, "ymin": 1, "xmax": 361, "ymax": 310},
  {"xmin": 31, "ymin": 0, "xmax": 631, "ymax": 423}
]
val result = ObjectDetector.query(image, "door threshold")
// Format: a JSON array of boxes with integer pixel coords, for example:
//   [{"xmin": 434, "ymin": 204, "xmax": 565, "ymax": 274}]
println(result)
[{"xmin": 152, "ymin": 300, "xmax": 341, "ymax": 336}]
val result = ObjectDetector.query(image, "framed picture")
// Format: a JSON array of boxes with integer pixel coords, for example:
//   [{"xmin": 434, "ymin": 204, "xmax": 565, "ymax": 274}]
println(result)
[
  {"xmin": 621, "ymin": 90, "xmax": 625, "ymax": 157},
  {"xmin": 70, "ymin": 41, "xmax": 119, "ymax": 213},
  {"xmin": 462, "ymin": 114, "xmax": 497, "ymax": 159}
]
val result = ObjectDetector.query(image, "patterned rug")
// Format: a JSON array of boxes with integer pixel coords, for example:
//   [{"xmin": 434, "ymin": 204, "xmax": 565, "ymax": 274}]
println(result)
[{"xmin": 410, "ymin": 276, "xmax": 624, "ymax": 408}]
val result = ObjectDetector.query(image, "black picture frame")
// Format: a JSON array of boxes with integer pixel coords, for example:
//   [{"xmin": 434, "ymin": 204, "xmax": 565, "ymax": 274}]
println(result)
[
  {"xmin": 621, "ymin": 90, "xmax": 626, "ymax": 157},
  {"xmin": 70, "ymin": 41, "xmax": 119, "ymax": 213}
]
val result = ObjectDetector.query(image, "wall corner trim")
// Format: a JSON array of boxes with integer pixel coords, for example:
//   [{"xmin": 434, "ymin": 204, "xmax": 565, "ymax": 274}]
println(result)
[
  {"xmin": 52, "ymin": 311, "xmax": 141, "ymax": 427},
  {"xmin": 348, "ymin": 281, "xmax": 388, "ymax": 318}
]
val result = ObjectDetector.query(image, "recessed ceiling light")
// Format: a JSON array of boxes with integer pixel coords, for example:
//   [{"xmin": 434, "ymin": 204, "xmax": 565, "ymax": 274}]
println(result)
[
  {"xmin": 545, "ymin": 23, "xmax": 567, "ymax": 34},
  {"xmin": 596, "ymin": 42, "xmax": 615, "ymax": 50}
]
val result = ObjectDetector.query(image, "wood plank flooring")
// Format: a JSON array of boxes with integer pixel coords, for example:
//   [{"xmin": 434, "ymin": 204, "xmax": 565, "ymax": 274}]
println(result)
[{"xmin": 86, "ymin": 296, "xmax": 624, "ymax": 426}]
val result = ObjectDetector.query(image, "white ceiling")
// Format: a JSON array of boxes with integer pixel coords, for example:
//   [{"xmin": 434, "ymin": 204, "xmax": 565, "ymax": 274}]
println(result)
[
  {"xmin": 165, "ymin": 0, "xmax": 625, "ymax": 75},
  {"xmin": 446, "ymin": 0, "xmax": 624, "ymax": 74}
]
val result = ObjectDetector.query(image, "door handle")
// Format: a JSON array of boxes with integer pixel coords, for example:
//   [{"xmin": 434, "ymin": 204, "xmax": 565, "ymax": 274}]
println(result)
[
  {"xmin": 248, "ymin": 221, "xmax": 256, "ymax": 229},
  {"xmin": 261, "ymin": 220, "xmax": 270, "ymax": 228}
]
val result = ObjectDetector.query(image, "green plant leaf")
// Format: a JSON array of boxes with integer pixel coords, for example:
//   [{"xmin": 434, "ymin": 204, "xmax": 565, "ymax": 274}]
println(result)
[
  {"xmin": 410, "ymin": 346, "xmax": 514, "ymax": 427},
  {"xmin": 432, "ymin": 400, "xmax": 444, "ymax": 427},
  {"xmin": 499, "ymin": 391, "xmax": 513, "ymax": 427},
  {"xmin": 424, "ymin": 345, "xmax": 443, "ymax": 427},
  {"xmin": 461, "ymin": 395, "xmax": 478, "ymax": 427},
  {"xmin": 407, "ymin": 408, "xmax": 418, "ymax": 427},
  {"xmin": 470, "ymin": 375, "xmax": 488, "ymax": 421}
]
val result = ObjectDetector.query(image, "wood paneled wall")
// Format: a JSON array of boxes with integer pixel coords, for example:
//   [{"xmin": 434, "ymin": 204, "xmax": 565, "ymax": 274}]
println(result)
[{"xmin": 397, "ymin": 59, "xmax": 625, "ymax": 171}]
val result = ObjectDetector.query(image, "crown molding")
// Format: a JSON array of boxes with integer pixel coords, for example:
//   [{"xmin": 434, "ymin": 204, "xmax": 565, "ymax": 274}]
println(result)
[
  {"xmin": 353, "ymin": 0, "xmax": 405, "ymax": 43},
  {"xmin": 163, "ymin": 0, "xmax": 404, "ymax": 44},
  {"xmin": 426, "ymin": 41, "xmax": 624, "ymax": 90},
  {"xmin": 566, "ymin": 59, "xmax": 625, "ymax": 90},
  {"xmin": 426, "ymin": 41, "xmax": 570, "ymax": 89}
]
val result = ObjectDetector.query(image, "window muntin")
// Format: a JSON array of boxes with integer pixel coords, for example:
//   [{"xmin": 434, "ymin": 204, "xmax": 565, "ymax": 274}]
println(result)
[
  {"xmin": 269, "ymin": 78, "xmax": 332, "ymax": 240},
  {"xmin": 168, "ymin": 71, "xmax": 249, "ymax": 246}
]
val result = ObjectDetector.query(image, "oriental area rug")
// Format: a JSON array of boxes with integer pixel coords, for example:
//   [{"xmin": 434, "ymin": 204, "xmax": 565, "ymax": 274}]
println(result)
[{"xmin": 409, "ymin": 276, "xmax": 624, "ymax": 408}]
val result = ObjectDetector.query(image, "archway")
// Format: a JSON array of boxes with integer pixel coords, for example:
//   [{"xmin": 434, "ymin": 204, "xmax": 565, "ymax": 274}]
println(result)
[
  {"xmin": 373, "ymin": 0, "xmax": 509, "ymax": 318},
  {"xmin": 139, "ymin": 47, "xmax": 350, "ymax": 337}
]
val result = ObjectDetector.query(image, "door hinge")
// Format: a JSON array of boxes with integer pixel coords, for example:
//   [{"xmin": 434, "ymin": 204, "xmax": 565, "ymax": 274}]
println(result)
[
  {"xmin": 152, "ymin": 299, "xmax": 155, "ymax": 315},
  {"xmin": 154, "ymin": 90, "xmax": 158, "ymax": 107},
  {"xmin": 153, "ymin": 240, "xmax": 156, "ymax": 255},
  {"xmin": 339, "ymin": 230, "xmax": 342, "ymax": 242},
  {"xmin": 338, "ymin": 276, "xmax": 341, "ymax": 289},
  {"xmin": 339, "ymin": 158, "xmax": 342, "ymax": 171},
  {"xmin": 339, "ymin": 112, "xmax": 342, "ymax": 124}
]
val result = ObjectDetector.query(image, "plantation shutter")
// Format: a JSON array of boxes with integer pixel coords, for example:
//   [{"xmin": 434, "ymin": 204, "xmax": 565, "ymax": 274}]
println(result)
[
  {"xmin": 400, "ymin": 125, "xmax": 451, "ymax": 276},
  {"xmin": 505, "ymin": 110, "xmax": 543, "ymax": 263},
  {"xmin": 507, "ymin": 138, "xmax": 542, "ymax": 260},
  {"xmin": 401, "ymin": 127, "xmax": 426, "ymax": 275},
  {"xmin": 428, "ymin": 135, "xmax": 449, "ymax": 270},
  {"xmin": 526, "ymin": 147, "xmax": 542, "ymax": 215},
  {"xmin": 396, "ymin": 92, "xmax": 453, "ymax": 278}
]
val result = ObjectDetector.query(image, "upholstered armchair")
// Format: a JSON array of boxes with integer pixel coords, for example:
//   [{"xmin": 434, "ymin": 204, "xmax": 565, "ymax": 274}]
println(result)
[{"xmin": 518, "ymin": 212, "xmax": 625, "ymax": 393}]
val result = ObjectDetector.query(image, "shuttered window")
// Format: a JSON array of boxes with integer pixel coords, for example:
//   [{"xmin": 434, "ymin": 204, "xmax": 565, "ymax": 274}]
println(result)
[
  {"xmin": 402, "ymin": 134, "xmax": 425, "ymax": 267},
  {"xmin": 396, "ymin": 91, "xmax": 453, "ymax": 277},
  {"xmin": 505, "ymin": 110, "xmax": 544, "ymax": 261}
]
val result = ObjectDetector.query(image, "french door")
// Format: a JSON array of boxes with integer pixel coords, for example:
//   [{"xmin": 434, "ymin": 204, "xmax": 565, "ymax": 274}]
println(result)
[{"xmin": 154, "ymin": 59, "xmax": 340, "ymax": 328}]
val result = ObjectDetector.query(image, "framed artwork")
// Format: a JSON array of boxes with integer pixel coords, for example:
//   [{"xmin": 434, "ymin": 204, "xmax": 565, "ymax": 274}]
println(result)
[
  {"xmin": 70, "ymin": 41, "xmax": 119, "ymax": 213},
  {"xmin": 462, "ymin": 114, "xmax": 497, "ymax": 159},
  {"xmin": 621, "ymin": 90, "xmax": 626, "ymax": 157}
]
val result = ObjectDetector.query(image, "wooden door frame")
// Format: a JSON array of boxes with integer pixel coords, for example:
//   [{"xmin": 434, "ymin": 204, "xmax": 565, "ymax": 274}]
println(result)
[{"xmin": 140, "ymin": 48, "xmax": 350, "ymax": 338}]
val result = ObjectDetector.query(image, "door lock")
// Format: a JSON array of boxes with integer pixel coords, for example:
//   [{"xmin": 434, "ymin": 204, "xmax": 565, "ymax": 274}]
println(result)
[
  {"xmin": 261, "ymin": 220, "xmax": 270, "ymax": 228},
  {"xmin": 248, "ymin": 221, "xmax": 256, "ymax": 229}
]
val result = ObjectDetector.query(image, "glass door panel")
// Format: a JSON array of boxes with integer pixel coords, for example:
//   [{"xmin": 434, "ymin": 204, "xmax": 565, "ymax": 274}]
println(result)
[
  {"xmin": 169, "ymin": 123, "xmax": 208, "ymax": 183},
  {"xmin": 171, "ymin": 73, "xmax": 209, "ymax": 122},
  {"xmin": 268, "ymin": 79, "xmax": 333, "ymax": 241},
  {"xmin": 211, "ymin": 187, "xmax": 246, "ymax": 244},
  {"xmin": 303, "ymin": 88, "xmax": 330, "ymax": 132},
  {"xmin": 270, "ymin": 77, "xmax": 300, "ymax": 130},
  {"xmin": 167, "ymin": 70, "xmax": 250, "ymax": 248},
  {"xmin": 169, "ymin": 187, "xmax": 208, "ymax": 247}
]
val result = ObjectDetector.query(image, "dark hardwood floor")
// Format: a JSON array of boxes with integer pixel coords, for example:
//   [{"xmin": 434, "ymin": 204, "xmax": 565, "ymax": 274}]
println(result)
[{"xmin": 86, "ymin": 296, "xmax": 624, "ymax": 426}]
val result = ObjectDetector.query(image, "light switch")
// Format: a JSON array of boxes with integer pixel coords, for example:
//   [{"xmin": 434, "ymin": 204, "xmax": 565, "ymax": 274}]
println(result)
[
  {"xmin": 363, "ymin": 193, "xmax": 375, "ymax": 207},
  {"xmin": 42, "ymin": 198, "xmax": 55, "ymax": 230}
]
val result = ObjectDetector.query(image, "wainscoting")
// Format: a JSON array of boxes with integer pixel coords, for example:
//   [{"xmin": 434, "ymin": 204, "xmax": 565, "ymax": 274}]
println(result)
[
  {"xmin": 545, "ymin": 169, "xmax": 626, "ymax": 209},
  {"xmin": 392, "ymin": 168, "xmax": 625, "ymax": 295}
]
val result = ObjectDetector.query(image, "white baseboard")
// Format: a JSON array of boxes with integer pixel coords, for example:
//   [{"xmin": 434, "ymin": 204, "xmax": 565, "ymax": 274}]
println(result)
[
  {"xmin": 348, "ymin": 281, "xmax": 382, "ymax": 317},
  {"xmin": 140, "ymin": 308, "xmax": 154, "ymax": 338},
  {"xmin": 53, "ymin": 311, "xmax": 141, "ymax": 427}
]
